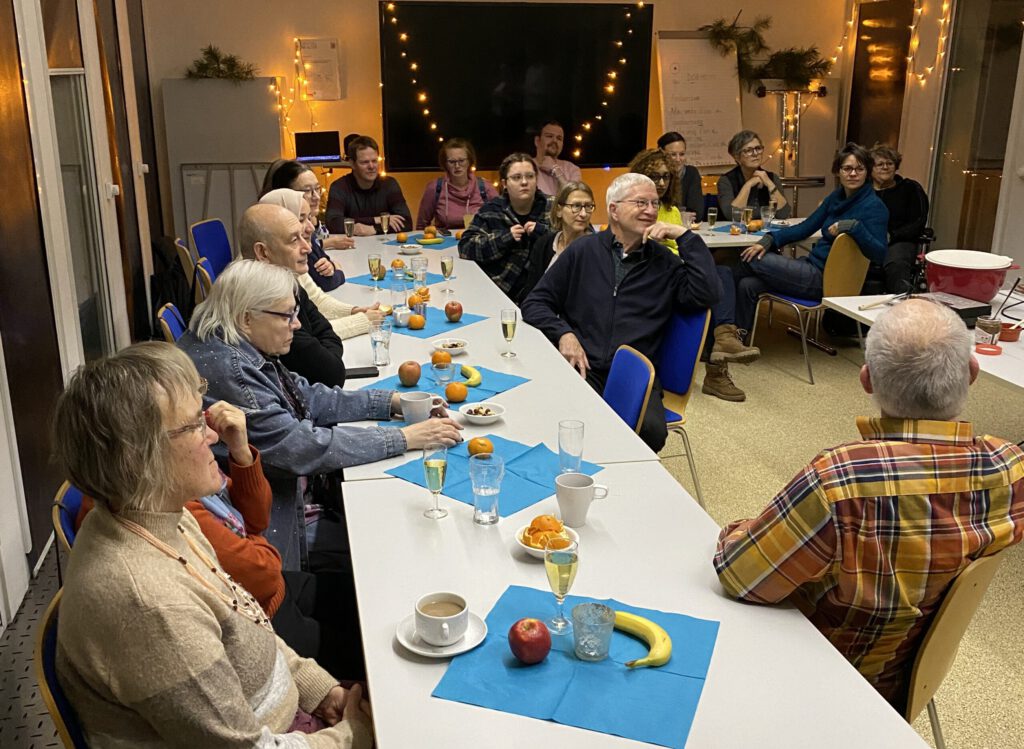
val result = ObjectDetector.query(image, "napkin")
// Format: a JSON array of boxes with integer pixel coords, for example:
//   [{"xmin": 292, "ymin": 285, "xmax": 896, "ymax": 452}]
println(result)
[
  {"xmin": 385, "ymin": 233, "xmax": 459, "ymax": 250},
  {"xmin": 346, "ymin": 271, "xmax": 446, "ymax": 288},
  {"xmin": 365, "ymin": 364, "xmax": 528, "ymax": 407},
  {"xmin": 389, "ymin": 306, "xmax": 488, "ymax": 339}
]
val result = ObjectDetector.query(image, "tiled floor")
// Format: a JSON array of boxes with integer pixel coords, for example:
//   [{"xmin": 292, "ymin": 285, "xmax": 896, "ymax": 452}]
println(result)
[{"xmin": 0, "ymin": 551, "xmax": 61, "ymax": 748}]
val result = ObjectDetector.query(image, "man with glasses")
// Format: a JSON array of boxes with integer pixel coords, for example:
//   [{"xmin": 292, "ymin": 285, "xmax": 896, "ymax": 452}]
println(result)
[
  {"xmin": 534, "ymin": 120, "xmax": 582, "ymax": 197},
  {"xmin": 238, "ymin": 203, "xmax": 348, "ymax": 388},
  {"xmin": 522, "ymin": 173, "xmax": 721, "ymax": 451},
  {"xmin": 324, "ymin": 135, "xmax": 412, "ymax": 236}
]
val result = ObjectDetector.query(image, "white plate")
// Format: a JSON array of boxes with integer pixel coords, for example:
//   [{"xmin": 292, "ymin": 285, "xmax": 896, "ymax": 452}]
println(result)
[
  {"xmin": 459, "ymin": 401, "xmax": 505, "ymax": 425},
  {"xmin": 432, "ymin": 338, "xmax": 469, "ymax": 355},
  {"xmin": 395, "ymin": 612, "xmax": 488, "ymax": 658},
  {"xmin": 398, "ymin": 245, "xmax": 422, "ymax": 255},
  {"xmin": 514, "ymin": 525, "xmax": 580, "ymax": 559}
]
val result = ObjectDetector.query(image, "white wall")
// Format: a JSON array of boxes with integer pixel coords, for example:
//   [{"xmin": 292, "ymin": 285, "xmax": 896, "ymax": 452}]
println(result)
[{"xmin": 142, "ymin": 0, "xmax": 848, "ymax": 226}]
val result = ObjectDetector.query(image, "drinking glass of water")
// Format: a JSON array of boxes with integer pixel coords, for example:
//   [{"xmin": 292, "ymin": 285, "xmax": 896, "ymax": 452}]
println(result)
[
  {"xmin": 469, "ymin": 453, "xmax": 504, "ymax": 525},
  {"xmin": 369, "ymin": 319, "xmax": 392, "ymax": 367},
  {"xmin": 558, "ymin": 419, "xmax": 584, "ymax": 473}
]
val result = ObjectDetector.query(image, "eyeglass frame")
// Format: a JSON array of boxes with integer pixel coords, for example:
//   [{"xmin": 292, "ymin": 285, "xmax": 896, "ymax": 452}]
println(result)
[
  {"xmin": 646, "ymin": 172, "xmax": 673, "ymax": 183},
  {"xmin": 255, "ymin": 304, "xmax": 301, "ymax": 324},
  {"xmin": 560, "ymin": 201, "xmax": 596, "ymax": 215},
  {"xmin": 615, "ymin": 198, "xmax": 660, "ymax": 211},
  {"xmin": 446, "ymin": 158, "xmax": 469, "ymax": 167},
  {"xmin": 505, "ymin": 173, "xmax": 536, "ymax": 184},
  {"xmin": 873, "ymin": 160, "xmax": 896, "ymax": 169},
  {"xmin": 839, "ymin": 165, "xmax": 867, "ymax": 175},
  {"xmin": 297, "ymin": 184, "xmax": 322, "ymax": 196},
  {"xmin": 739, "ymin": 145, "xmax": 765, "ymax": 157},
  {"xmin": 165, "ymin": 378, "xmax": 209, "ymax": 439}
]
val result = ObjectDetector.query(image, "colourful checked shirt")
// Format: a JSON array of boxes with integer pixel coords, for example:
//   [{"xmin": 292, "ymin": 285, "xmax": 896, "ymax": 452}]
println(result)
[{"xmin": 714, "ymin": 417, "xmax": 1024, "ymax": 704}]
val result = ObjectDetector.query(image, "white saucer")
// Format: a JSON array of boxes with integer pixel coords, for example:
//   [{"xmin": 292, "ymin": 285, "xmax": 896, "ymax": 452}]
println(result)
[{"xmin": 396, "ymin": 612, "xmax": 488, "ymax": 658}]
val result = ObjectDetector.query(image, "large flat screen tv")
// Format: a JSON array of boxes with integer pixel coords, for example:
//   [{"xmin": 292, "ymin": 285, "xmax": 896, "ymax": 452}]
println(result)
[{"xmin": 379, "ymin": 2, "xmax": 653, "ymax": 171}]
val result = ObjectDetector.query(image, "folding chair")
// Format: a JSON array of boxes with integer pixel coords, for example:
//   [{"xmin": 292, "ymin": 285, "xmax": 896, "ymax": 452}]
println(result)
[
  {"xmin": 194, "ymin": 257, "xmax": 216, "ymax": 305},
  {"xmin": 658, "ymin": 309, "xmax": 712, "ymax": 509},
  {"xmin": 905, "ymin": 552, "xmax": 1005, "ymax": 749},
  {"xmin": 35, "ymin": 590, "xmax": 89, "ymax": 748},
  {"xmin": 748, "ymin": 233, "xmax": 871, "ymax": 384},
  {"xmin": 603, "ymin": 345, "xmax": 656, "ymax": 433},
  {"xmin": 174, "ymin": 237, "xmax": 197, "ymax": 279},
  {"xmin": 189, "ymin": 218, "xmax": 233, "ymax": 277},
  {"xmin": 51, "ymin": 481, "xmax": 84, "ymax": 586},
  {"xmin": 156, "ymin": 303, "xmax": 187, "ymax": 343}
]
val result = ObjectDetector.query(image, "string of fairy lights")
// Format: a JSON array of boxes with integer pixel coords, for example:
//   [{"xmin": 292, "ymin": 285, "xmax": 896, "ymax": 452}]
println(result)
[
  {"xmin": 907, "ymin": 0, "xmax": 952, "ymax": 86},
  {"xmin": 268, "ymin": 38, "xmax": 321, "ymax": 152}
]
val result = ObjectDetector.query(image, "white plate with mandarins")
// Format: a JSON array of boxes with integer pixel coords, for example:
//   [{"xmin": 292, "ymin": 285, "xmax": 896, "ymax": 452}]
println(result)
[{"xmin": 515, "ymin": 515, "xmax": 579, "ymax": 559}]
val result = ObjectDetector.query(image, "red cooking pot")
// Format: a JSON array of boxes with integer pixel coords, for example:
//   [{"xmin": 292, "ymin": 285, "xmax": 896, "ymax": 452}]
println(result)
[{"xmin": 925, "ymin": 250, "xmax": 1019, "ymax": 303}]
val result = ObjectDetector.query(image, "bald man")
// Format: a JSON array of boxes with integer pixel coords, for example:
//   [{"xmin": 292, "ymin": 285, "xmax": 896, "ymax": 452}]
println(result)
[
  {"xmin": 238, "ymin": 203, "xmax": 347, "ymax": 388},
  {"xmin": 714, "ymin": 299, "xmax": 1024, "ymax": 711}
]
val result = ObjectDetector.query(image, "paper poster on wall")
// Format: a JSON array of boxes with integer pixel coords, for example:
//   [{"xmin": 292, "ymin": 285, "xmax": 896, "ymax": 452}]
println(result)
[
  {"xmin": 656, "ymin": 32, "xmax": 742, "ymax": 168},
  {"xmin": 299, "ymin": 38, "xmax": 341, "ymax": 101}
]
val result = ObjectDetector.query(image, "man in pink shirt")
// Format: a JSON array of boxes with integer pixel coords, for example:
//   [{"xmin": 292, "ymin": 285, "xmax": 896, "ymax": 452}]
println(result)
[{"xmin": 534, "ymin": 121, "xmax": 582, "ymax": 197}]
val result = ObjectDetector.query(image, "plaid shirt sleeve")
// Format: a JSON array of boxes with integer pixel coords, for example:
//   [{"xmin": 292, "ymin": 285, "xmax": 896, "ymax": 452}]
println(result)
[{"xmin": 713, "ymin": 463, "xmax": 838, "ymax": 604}]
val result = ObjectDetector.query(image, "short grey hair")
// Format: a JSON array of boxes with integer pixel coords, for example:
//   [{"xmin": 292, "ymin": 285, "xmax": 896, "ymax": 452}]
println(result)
[
  {"xmin": 606, "ymin": 172, "xmax": 656, "ymax": 211},
  {"xmin": 190, "ymin": 259, "xmax": 297, "ymax": 345},
  {"xmin": 237, "ymin": 203, "xmax": 289, "ymax": 260},
  {"xmin": 865, "ymin": 299, "xmax": 973, "ymax": 420}
]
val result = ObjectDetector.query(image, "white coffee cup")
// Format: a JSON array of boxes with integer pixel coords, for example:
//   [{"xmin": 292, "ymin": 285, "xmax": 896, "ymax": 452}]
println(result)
[
  {"xmin": 555, "ymin": 472, "xmax": 609, "ymax": 528},
  {"xmin": 414, "ymin": 592, "xmax": 469, "ymax": 647},
  {"xmin": 400, "ymin": 391, "xmax": 444, "ymax": 424}
]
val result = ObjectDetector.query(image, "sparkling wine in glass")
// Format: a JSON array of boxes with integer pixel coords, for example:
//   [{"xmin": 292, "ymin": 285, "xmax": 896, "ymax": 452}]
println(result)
[
  {"xmin": 379, "ymin": 212, "xmax": 391, "ymax": 242},
  {"xmin": 368, "ymin": 254, "xmax": 383, "ymax": 291},
  {"xmin": 544, "ymin": 537, "xmax": 578, "ymax": 633},
  {"xmin": 441, "ymin": 255, "xmax": 455, "ymax": 293},
  {"xmin": 742, "ymin": 206, "xmax": 754, "ymax": 228},
  {"xmin": 501, "ymin": 308, "xmax": 517, "ymax": 359},
  {"xmin": 422, "ymin": 443, "xmax": 448, "ymax": 520},
  {"xmin": 707, "ymin": 207, "xmax": 718, "ymax": 228},
  {"xmin": 343, "ymin": 218, "xmax": 355, "ymax": 238}
]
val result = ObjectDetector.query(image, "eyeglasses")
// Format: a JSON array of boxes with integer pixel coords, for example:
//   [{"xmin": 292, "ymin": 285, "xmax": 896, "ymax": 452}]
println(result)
[
  {"xmin": 506, "ymin": 173, "xmax": 536, "ymax": 183},
  {"xmin": 647, "ymin": 172, "xmax": 672, "ymax": 183},
  {"xmin": 165, "ymin": 378, "xmax": 209, "ymax": 439},
  {"xmin": 739, "ymin": 145, "xmax": 765, "ymax": 157},
  {"xmin": 839, "ymin": 165, "xmax": 866, "ymax": 175},
  {"xmin": 257, "ymin": 305, "xmax": 301, "ymax": 324},
  {"xmin": 874, "ymin": 161, "xmax": 895, "ymax": 169},
  {"xmin": 446, "ymin": 158, "xmax": 468, "ymax": 167},
  {"xmin": 616, "ymin": 198, "xmax": 660, "ymax": 210},
  {"xmin": 561, "ymin": 202, "xmax": 596, "ymax": 214},
  {"xmin": 297, "ymin": 184, "xmax": 322, "ymax": 196}
]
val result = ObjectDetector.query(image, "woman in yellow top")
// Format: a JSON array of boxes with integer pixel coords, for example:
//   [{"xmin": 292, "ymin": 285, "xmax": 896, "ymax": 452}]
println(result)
[{"xmin": 628, "ymin": 149, "xmax": 683, "ymax": 252}]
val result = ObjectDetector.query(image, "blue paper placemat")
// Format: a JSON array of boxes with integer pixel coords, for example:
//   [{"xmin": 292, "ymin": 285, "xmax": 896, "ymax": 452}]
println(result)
[
  {"xmin": 365, "ymin": 364, "xmax": 529, "ymax": 407},
  {"xmin": 384, "ymin": 233, "xmax": 459, "ymax": 250},
  {"xmin": 346, "ymin": 271, "xmax": 446, "ymax": 289},
  {"xmin": 433, "ymin": 585, "xmax": 719, "ymax": 748},
  {"xmin": 390, "ymin": 306, "xmax": 488, "ymax": 339},
  {"xmin": 711, "ymin": 224, "xmax": 765, "ymax": 237},
  {"xmin": 386, "ymin": 435, "xmax": 600, "ymax": 516}
]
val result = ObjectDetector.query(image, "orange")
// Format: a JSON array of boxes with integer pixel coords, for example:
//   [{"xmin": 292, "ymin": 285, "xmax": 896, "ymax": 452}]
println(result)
[
  {"xmin": 423, "ymin": 225, "xmax": 437, "ymax": 237},
  {"xmin": 396, "ymin": 231, "xmax": 408, "ymax": 242},
  {"xmin": 408, "ymin": 293, "xmax": 423, "ymax": 307},
  {"xmin": 391, "ymin": 258, "xmax": 405, "ymax": 269},
  {"xmin": 416, "ymin": 286, "xmax": 431, "ymax": 301},
  {"xmin": 467, "ymin": 437, "xmax": 493, "ymax": 456},
  {"xmin": 455, "ymin": 230, "xmax": 463, "ymax": 240},
  {"xmin": 445, "ymin": 382, "xmax": 468, "ymax": 403},
  {"xmin": 408, "ymin": 314, "xmax": 426, "ymax": 330},
  {"xmin": 545, "ymin": 536, "xmax": 572, "ymax": 550},
  {"xmin": 431, "ymin": 350, "xmax": 453, "ymax": 365},
  {"xmin": 529, "ymin": 514, "xmax": 563, "ymax": 533}
]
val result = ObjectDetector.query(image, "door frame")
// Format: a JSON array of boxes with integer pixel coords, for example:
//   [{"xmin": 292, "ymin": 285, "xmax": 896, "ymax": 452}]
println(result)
[{"xmin": 990, "ymin": 29, "xmax": 1024, "ymax": 265}]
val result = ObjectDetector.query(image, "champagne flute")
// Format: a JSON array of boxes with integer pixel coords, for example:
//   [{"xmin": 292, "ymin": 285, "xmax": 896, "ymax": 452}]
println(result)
[
  {"xmin": 441, "ymin": 254, "xmax": 455, "ymax": 294},
  {"xmin": 422, "ymin": 442, "xmax": 448, "ymax": 520},
  {"xmin": 707, "ymin": 207, "xmax": 718, "ymax": 229},
  {"xmin": 368, "ymin": 253, "xmax": 383, "ymax": 291},
  {"xmin": 500, "ymin": 308, "xmax": 517, "ymax": 359},
  {"xmin": 742, "ymin": 206, "xmax": 754, "ymax": 228},
  {"xmin": 544, "ymin": 537, "xmax": 579, "ymax": 633},
  {"xmin": 380, "ymin": 211, "xmax": 391, "ymax": 242}
]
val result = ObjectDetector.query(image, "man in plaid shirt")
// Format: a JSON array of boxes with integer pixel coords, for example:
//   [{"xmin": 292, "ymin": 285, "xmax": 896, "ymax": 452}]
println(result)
[{"xmin": 714, "ymin": 298, "xmax": 1024, "ymax": 709}]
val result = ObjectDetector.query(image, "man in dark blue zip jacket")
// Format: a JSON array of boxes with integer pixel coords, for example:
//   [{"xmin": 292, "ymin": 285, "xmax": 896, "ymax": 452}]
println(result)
[{"xmin": 522, "ymin": 173, "xmax": 722, "ymax": 452}]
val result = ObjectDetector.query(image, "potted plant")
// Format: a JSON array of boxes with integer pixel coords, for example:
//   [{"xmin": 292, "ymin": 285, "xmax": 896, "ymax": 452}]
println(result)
[{"xmin": 185, "ymin": 45, "xmax": 259, "ymax": 82}]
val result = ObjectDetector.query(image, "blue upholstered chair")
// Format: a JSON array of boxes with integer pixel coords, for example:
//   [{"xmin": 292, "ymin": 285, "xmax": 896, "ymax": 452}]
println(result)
[{"xmin": 603, "ymin": 345, "xmax": 656, "ymax": 434}]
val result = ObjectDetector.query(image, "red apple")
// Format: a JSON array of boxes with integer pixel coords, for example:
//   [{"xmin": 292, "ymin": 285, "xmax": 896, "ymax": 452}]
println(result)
[
  {"xmin": 508, "ymin": 618, "xmax": 551, "ymax": 664},
  {"xmin": 398, "ymin": 361, "xmax": 421, "ymax": 387},
  {"xmin": 445, "ymin": 300, "xmax": 464, "ymax": 322}
]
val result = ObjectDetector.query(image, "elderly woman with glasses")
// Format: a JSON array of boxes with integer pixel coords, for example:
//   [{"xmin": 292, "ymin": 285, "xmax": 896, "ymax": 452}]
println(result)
[
  {"xmin": 178, "ymin": 260, "xmax": 462, "ymax": 571},
  {"xmin": 519, "ymin": 181, "xmax": 596, "ymax": 301},
  {"xmin": 416, "ymin": 137, "xmax": 498, "ymax": 230},
  {"xmin": 870, "ymin": 144, "xmax": 930, "ymax": 293},
  {"xmin": 717, "ymin": 130, "xmax": 791, "ymax": 223},
  {"xmin": 53, "ymin": 342, "xmax": 373, "ymax": 748},
  {"xmin": 657, "ymin": 131, "xmax": 705, "ymax": 221},
  {"xmin": 628, "ymin": 149, "xmax": 686, "ymax": 253}
]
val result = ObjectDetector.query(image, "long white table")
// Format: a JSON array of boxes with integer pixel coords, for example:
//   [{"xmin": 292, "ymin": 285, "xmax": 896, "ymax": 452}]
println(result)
[
  {"xmin": 822, "ymin": 292, "xmax": 1024, "ymax": 392},
  {"xmin": 343, "ymin": 461, "xmax": 927, "ymax": 748}
]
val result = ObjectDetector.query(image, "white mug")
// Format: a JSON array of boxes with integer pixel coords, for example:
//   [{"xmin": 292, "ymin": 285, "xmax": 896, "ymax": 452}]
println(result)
[
  {"xmin": 400, "ymin": 391, "xmax": 444, "ymax": 424},
  {"xmin": 415, "ymin": 592, "xmax": 469, "ymax": 647},
  {"xmin": 555, "ymin": 472, "xmax": 608, "ymax": 528}
]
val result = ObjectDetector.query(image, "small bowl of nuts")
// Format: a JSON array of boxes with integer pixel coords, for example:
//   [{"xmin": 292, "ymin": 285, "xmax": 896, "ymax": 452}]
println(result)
[
  {"xmin": 432, "ymin": 338, "xmax": 469, "ymax": 356},
  {"xmin": 458, "ymin": 402, "xmax": 505, "ymax": 425}
]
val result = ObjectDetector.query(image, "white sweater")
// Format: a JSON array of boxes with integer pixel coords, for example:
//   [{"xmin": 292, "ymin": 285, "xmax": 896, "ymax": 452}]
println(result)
[{"xmin": 298, "ymin": 274, "xmax": 371, "ymax": 339}]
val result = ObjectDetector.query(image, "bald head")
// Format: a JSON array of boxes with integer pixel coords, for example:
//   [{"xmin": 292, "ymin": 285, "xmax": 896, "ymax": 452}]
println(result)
[
  {"xmin": 863, "ymin": 299, "xmax": 977, "ymax": 421},
  {"xmin": 237, "ymin": 203, "xmax": 310, "ymax": 274}
]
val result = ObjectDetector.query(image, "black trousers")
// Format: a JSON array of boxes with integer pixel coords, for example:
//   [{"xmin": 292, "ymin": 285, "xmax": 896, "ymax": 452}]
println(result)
[
  {"xmin": 586, "ymin": 368, "xmax": 668, "ymax": 453},
  {"xmin": 883, "ymin": 241, "xmax": 920, "ymax": 294}
]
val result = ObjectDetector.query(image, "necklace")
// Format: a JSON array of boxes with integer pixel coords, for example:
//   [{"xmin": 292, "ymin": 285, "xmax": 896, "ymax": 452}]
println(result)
[{"xmin": 114, "ymin": 514, "xmax": 274, "ymax": 632}]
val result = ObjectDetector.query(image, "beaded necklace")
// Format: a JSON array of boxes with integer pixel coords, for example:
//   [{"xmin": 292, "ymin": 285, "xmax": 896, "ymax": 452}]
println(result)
[{"xmin": 114, "ymin": 514, "xmax": 273, "ymax": 632}]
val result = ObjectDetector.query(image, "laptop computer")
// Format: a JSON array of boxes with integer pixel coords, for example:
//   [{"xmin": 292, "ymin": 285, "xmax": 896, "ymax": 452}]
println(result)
[{"xmin": 294, "ymin": 131, "xmax": 343, "ymax": 164}]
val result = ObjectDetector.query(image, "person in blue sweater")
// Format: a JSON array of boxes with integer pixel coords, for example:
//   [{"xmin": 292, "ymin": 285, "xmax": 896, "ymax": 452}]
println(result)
[{"xmin": 731, "ymin": 142, "xmax": 889, "ymax": 334}]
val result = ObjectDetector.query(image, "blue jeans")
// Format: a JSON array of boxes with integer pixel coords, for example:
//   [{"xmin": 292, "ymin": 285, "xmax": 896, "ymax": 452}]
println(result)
[{"xmin": 734, "ymin": 253, "xmax": 823, "ymax": 332}]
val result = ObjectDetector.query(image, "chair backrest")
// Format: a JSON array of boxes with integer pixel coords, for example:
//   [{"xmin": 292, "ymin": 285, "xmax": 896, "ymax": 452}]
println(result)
[
  {"xmin": 194, "ymin": 257, "xmax": 216, "ymax": 304},
  {"xmin": 822, "ymin": 233, "xmax": 872, "ymax": 298},
  {"xmin": 189, "ymin": 218, "xmax": 233, "ymax": 277},
  {"xmin": 603, "ymin": 345, "xmax": 656, "ymax": 433},
  {"xmin": 156, "ymin": 303, "xmax": 187, "ymax": 343},
  {"xmin": 657, "ymin": 309, "xmax": 712, "ymax": 417},
  {"xmin": 35, "ymin": 590, "xmax": 89, "ymax": 748},
  {"xmin": 174, "ymin": 237, "xmax": 197, "ymax": 279},
  {"xmin": 52, "ymin": 481, "xmax": 84, "ymax": 553},
  {"xmin": 905, "ymin": 552, "xmax": 1005, "ymax": 722}
]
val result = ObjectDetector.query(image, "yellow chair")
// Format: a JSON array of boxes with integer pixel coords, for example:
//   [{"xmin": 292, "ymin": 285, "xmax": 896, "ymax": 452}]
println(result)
[
  {"xmin": 905, "ymin": 552, "xmax": 1005, "ymax": 749},
  {"xmin": 35, "ymin": 590, "xmax": 89, "ymax": 747},
  {"xmin": 748, "ymin": 233, "xmax": 871, "ymax": 384},
  {"xmin": 174, "ymin": 237, "xmax": 196, "ymax": 279}
]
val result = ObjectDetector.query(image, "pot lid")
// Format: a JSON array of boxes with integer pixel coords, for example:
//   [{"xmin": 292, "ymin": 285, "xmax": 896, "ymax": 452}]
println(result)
[{"xmin": 926, "ymin": 249, "xmax": 1012, "ymax": 270}]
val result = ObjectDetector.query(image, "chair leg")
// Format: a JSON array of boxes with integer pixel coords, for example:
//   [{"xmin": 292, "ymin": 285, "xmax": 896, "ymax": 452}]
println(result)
[
  {"xmin": 767, "ymin": 299, "xmax": 774, "ymax": 328},
  {"xmin": 749, "ymin": 299, "xmax": 762, "ymax": 348},
  {"xmin": 927, "ymin": 699, "xmax": 946, "ymax": 749},
  {"xmin": 674, "ymin": 427, "xmax": 706, "ymax": 510},
  {"xmin": 794, "ymin": 307, "xmax": 814, "ymax": 385}
]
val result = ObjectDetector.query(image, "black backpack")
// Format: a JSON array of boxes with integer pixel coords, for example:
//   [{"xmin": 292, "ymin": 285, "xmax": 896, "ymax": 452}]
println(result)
[{"xmin": 149, "ymin": 236, "xmax": 193, "ymax": 337}]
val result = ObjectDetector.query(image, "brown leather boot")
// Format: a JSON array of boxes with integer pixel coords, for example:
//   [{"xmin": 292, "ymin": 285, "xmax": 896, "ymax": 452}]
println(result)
[
  {"xmin": 710, "ymin": 324, "xmax": 761, "ymax": 365},
  {"xmin": 702, "ymin": 363, "xmax": 746, "ymax": 402}
]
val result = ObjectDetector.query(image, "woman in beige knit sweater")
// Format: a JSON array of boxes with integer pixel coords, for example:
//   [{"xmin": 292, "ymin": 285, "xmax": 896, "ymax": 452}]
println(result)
[
  {"xmin": 260, "ymin": 188, "xmax": 384, "ymax": 339},
  {"xmin": 52, "ymin": 342, "xmax": 373, "ymax": 748}
]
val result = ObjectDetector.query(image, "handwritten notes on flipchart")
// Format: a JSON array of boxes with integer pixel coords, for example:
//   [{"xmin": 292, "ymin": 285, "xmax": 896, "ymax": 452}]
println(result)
[{"xmin": 656, "ymin": 33, "xmax": 742, "ymax": 168}]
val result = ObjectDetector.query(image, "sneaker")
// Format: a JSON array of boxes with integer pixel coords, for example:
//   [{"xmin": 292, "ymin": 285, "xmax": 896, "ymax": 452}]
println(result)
[
  {"xmin": 702, "ymin": 363, "xmax": 746, "ymax": 402},
  {"xmin": 710, "ymin": 324, "xmax": 761, "ymax": 365}
]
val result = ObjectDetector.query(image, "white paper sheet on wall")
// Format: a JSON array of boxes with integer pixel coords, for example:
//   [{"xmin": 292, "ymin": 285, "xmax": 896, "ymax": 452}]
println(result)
[
  {"xmin": 656, "ymin": 32, "xmax": 742, "ymax": 169},
  {"xmin": 299, "ymin": 38, "xmax": 342, "ymax": 101}
]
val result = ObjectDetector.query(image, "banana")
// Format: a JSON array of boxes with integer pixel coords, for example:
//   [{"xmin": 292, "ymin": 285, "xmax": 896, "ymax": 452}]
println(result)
[
  {"xmin": 416, "ymin": 237, "xmax": 444, "ymax": 245},
  {"xmin": 614, "ymin": 610, "xmax": 672, "ymax": 668},
  {"xmin": 460, "ymin": 364, "xmax": 482, "ymax": 387}
]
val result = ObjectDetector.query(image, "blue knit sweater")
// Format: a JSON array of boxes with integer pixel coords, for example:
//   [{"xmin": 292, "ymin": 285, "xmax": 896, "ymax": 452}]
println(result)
[{"xmin": 766, "ymin": 184, "xmax": 889, "ymax": 270}]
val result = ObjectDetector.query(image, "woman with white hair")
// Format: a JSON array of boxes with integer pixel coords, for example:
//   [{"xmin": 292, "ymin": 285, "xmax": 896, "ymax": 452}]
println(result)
[
  {"xmin": 178, "ymin": 260, "xmax": 462, "ymax": 570},
  {"xmin": 53, "ymin": 341, "xmax": 373, "ymax": 747},
  {"xmin": 259, "ymin": 188, "xmax": 383, "ymax": 339}
]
